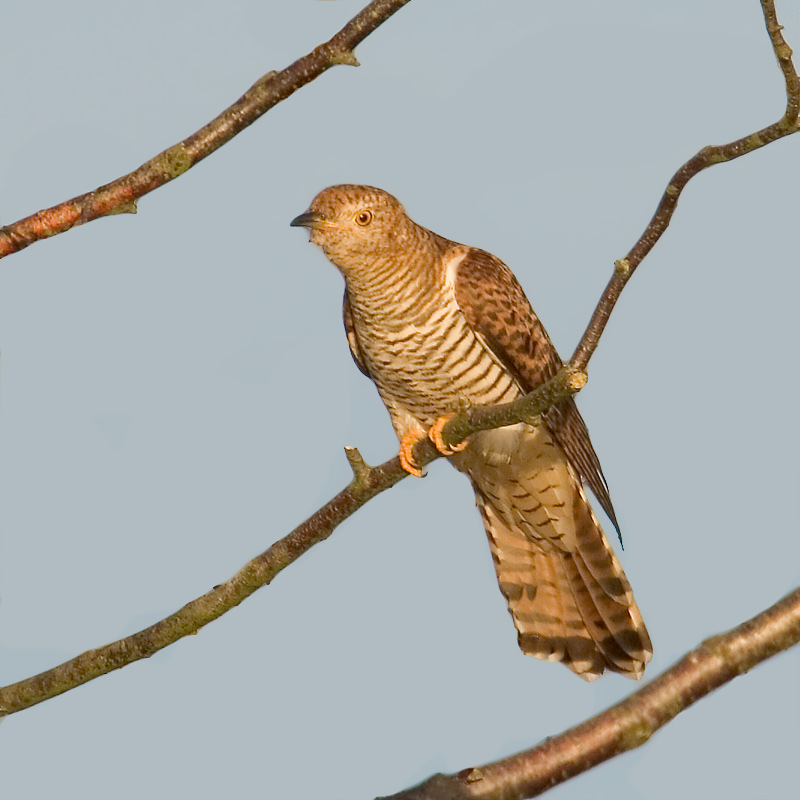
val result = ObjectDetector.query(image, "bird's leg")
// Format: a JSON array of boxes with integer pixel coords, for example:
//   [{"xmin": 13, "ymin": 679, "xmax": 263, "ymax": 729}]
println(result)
[
  {"xmin": 428, "ymin": 413, "xmax": 469, "ymax": 456},
  {"xmin": 398, "ymin": 428, "xmax": 428, "ymax": 478}
]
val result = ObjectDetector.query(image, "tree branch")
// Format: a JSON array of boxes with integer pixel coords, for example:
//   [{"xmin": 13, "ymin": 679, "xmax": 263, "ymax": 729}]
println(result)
[
  {"xmin": 568, "ymin": 0, "xmax": 799, "ymax": 373},
  {"xmin": 432, "ymin": 0, "xmax": 799, "ymax": 453},
  {"xmin": 0, "ymin": 0, "xmax": 412, "ymax": 260},
  {"xmin": 0, "ymin": 371, "xmax": 577, "ymax": 716},
  {"xmin": 378, "ymin": 587, "xmax": 800, "ymax": 800},
  {"xmin": 0, "ymin": 448, "xmax": 408, "ymax": 716}
]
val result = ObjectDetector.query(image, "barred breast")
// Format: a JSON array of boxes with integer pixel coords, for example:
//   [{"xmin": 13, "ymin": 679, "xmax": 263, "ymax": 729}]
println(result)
[{"xmin": 346, "ymin": 247, "xmax": 522, "ymax": 437}]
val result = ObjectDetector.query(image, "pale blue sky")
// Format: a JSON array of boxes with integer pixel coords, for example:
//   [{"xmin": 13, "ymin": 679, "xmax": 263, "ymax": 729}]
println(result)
[{"xmin": 1, "ymin": 2, "xmax": 798, "ymax": 798}]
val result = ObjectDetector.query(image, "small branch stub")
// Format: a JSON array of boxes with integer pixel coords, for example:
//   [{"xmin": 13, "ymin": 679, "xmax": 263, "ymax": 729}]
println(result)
[
  {"xmin": 330, "ymin": 49, "xmax": 360, "ymax": 66},
  {"xmin": 344, "ymin": 445, "xmax": 372, "ymax": 487},
  {"xmin": 107, "ymin": 201, "xmax": 138, "ymax": 216}
]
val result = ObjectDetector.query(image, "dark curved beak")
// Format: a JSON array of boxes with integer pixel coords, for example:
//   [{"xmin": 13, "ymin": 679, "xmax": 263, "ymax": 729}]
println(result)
[{"xmin": 290, "ymin": 211, "xmax": 326, "ymax": 230}]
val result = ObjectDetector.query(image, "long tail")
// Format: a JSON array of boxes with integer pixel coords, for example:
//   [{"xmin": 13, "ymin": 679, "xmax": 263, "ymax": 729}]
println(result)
[{"xmin": 453, "ymin": 426, "xmax": 652, "ymax": 681}]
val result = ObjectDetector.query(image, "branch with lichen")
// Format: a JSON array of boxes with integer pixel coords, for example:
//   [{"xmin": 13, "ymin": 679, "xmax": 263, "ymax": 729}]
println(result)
[
  {"xmin": 378, "ymin": 587, "xmax": 800, "ymax": 800},
  {"xmin": 1, "ymin": 0, "xmax": 797, "ymax": 726},
  {"xmin": 567, "ymin": 0, "xmax": 799, "ymax": 373},
  {"xmin": 0, "ymin": 370, "xmax": 582, "ymax": 716},
  {"xmin": 435, "ymin": 0, "xmax": 800, "ymax": 450},
  {"xmin": 0, "ymin": 0, "xmax": 412, "ymax": 259},
  {"xmin": 0, "ymin": 450, "xmax": 409, "ymax": 716}
]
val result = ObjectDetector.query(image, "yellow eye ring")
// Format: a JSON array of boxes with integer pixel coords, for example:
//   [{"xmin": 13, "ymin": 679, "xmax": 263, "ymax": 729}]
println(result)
[{"xmin": 355, "ymin": 210, "xmax": 373, "ymax": 227}]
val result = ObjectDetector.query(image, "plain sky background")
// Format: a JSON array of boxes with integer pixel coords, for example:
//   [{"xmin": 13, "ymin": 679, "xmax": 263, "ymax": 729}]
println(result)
[{"xmin": 1, "ymin": 2, "xmax": 798, "ymax": 798}]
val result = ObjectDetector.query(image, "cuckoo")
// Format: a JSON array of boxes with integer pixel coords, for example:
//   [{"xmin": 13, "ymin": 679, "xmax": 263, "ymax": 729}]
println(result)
[{"xmin": 291, "ymin": 185, "xmax": 651, "ymax": 680}]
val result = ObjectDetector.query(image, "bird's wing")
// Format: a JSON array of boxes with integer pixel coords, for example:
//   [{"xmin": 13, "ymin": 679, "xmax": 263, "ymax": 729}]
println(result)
[
  {"xmin": 342, "ymin": 289, "xmax": 370, "ymax": 377},
  {"xmin": 454, "ymin": 247, "xmax": 619, "ymax": 532}
]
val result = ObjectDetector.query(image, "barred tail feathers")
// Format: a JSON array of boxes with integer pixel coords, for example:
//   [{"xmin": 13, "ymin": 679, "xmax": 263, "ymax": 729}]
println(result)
[{"xmin": 454, "ymin": 425, "xmax": 652, "ymax": 680}]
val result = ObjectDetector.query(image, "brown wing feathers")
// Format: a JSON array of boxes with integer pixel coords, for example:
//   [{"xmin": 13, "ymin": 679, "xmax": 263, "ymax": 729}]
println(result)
[
  {"xmin": 343, "ymin": 290, "xmax": 370, "ymax": 377},
  {"xmin": 454, "ymin": 248, "xmax": 619, "ymax": 533}
]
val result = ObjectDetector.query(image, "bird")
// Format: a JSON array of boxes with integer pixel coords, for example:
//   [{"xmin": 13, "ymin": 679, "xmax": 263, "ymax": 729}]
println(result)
[{"xmin": 290, "ymin": 185, "xmax": 652, "ymax": 680}]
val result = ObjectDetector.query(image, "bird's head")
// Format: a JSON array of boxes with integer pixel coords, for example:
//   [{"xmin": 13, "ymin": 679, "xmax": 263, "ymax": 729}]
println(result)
[{"xmin": 290, "ymin": 184, "xmax": 413, "ymax": 275}]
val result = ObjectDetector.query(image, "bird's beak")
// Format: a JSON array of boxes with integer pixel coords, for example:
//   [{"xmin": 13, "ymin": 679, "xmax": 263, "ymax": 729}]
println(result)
[{"xmin": 290, "ymin": 211, "xmax": 330, "ymax": 230}]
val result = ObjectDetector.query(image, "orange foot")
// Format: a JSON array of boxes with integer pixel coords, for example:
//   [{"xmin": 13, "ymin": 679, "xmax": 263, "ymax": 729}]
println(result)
[
  {"xmin": 428, "ymin": 413, "xmax": 469, "ymax": 456},
  {"xmin": 398, "ymin": 429, "xmax": 427, "ymax": 478}
]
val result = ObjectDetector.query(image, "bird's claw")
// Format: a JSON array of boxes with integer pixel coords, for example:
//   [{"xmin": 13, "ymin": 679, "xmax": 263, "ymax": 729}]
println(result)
[
  {"xmin": 429, "ymin": 413, "xmax": 469, "ymax": 456},
  {"xmin": 399, "ymin": 430, "xmax": 427, "ymax": 478},
  {"xmin": 398, "ymin": 415, "xmax": 468, "ymax": 477}
]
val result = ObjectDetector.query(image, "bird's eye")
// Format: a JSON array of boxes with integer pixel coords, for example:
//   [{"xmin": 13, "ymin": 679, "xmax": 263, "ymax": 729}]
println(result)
[{"xmin": 355, "ymin": 210, "xmax": 373, "ymax": 227}]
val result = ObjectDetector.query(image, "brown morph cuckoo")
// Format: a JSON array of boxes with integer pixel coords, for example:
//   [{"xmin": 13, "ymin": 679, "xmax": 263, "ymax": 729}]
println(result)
[{"xmin": 291, "ymin": 185, "xmax": 651, "ymax": 680}]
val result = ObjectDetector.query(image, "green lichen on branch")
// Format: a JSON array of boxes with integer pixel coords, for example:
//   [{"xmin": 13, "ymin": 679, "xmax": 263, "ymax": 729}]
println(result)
[{"xmin": 152, "ymin": 144, "xmax": 192, "ymax": 180}]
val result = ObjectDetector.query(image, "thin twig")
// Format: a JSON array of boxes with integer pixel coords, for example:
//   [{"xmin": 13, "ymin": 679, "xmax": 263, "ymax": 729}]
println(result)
[
  {"xmin": 0, "ymin": 373, "xmax": 575, "ymax": 716},
  {"xmin": 568, "ymin": 0, "xmax": 799, "ymax": 373},
  {"xmin": 433, "ymin": 0, "xmax": 799, "ymax": 451},
  {"xmin": 0, "ymin": 454, "xmax": 407, "ymax": 716},
  {"xmin": 0, "ymin": 0, "xmax": 412, "ymax": 259},
  {"xmin": 378, "ymin": 587, "xmax": 800, "ymax": 800}
]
